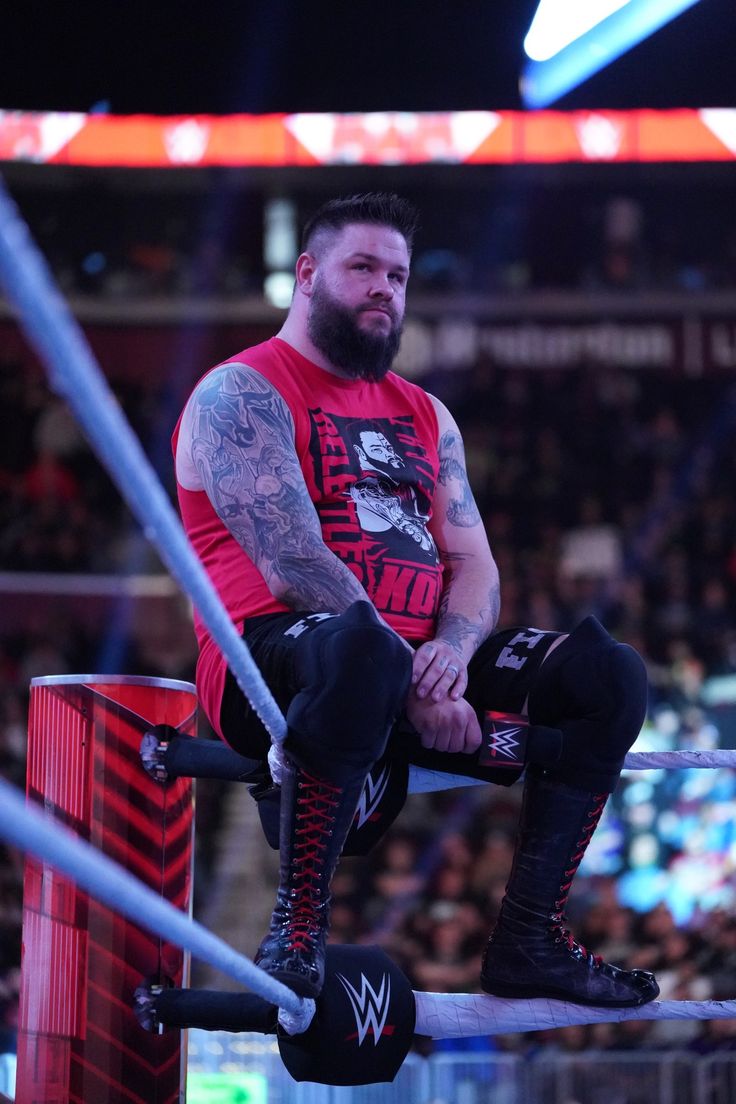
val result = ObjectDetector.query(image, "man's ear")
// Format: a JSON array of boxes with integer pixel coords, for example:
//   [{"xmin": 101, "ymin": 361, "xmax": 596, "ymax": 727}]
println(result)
[{"xmin": 295, "ymin": 252, "xmax": 317, "ymax": 295}]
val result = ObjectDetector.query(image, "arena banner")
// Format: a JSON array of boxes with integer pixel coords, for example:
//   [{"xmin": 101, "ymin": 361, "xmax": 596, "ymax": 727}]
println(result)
[
  {"xmin": 393, "ymin": 314, "xmax": 736, "ymax": 377},
  {"xmin": 4, "ymin": 313, "xmax": 736, "ymax": 381},
  {"xmin": 1, "ymin": 108, "xmax": 736, "ymax": 166}
]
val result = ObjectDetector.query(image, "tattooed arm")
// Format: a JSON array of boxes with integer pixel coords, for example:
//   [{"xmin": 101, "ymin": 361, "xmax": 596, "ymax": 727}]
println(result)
[
  {"xmin": 410, "ymin": 395, "xmax": 500, "ymax": 705},
  {"xmin": 176, "ymin": 362, "xmax": 373, "ymax": 613}
]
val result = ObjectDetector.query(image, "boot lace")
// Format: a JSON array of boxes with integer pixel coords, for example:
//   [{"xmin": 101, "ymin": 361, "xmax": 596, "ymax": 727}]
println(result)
[
  {"xmin": 285, "ymin": 771, "xmax": 342, "ymax": 952},
  {"xmin": 550, "ymin": 793, "xmax": 607, "ymax": 966}
]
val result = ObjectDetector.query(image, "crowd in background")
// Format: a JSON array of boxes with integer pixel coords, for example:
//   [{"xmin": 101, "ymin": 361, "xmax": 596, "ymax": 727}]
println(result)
[
  {"xmin": 1, "ymin": 180, "xmax": 736, "ymax": 1060},
  {"xmin": 4, "ymin": 353, "xmax": 734, "ymax": 675},
  {"xmin": 332, "ymin": 811, "xmax": 736, "ymax": 1056}
]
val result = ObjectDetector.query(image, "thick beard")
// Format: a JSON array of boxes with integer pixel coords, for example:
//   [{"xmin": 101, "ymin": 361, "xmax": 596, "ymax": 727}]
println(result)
[{"xmin": 307, "ymin": 280, "xmax": 402, "ymax": 382}]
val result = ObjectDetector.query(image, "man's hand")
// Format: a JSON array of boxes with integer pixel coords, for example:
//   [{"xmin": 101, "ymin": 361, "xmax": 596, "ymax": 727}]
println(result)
[
  {"xmin": 411, "ymin": 640, "xmax": 467, "ymax": 702},
  {"xmin": 405, "ymin": 693, "xmax": 481, "ymax": 754}
]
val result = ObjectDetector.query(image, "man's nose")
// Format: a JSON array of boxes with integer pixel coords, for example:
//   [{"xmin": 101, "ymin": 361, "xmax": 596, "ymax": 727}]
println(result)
[{"xmin": 369, "ymin": 273, "xmax": 394, "ymax": 298}]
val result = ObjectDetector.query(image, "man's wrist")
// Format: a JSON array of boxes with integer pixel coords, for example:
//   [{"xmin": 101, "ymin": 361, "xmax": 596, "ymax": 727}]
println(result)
[{"xmin": 432, "ymin": 631, "xmax": 475, "ymax": 666}]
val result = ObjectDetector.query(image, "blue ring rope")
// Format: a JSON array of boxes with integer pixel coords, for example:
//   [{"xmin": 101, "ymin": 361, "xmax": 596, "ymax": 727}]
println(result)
[{"xmin": 0, "ymin": 776, "xmax": 304, "ymax": 1015}]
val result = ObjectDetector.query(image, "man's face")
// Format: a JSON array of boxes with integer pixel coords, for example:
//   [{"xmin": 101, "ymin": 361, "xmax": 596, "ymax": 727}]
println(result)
[
  {"xmin": 306, "ymin": 223, "xmax": 410, "ymax": 381},
  {"xmin": 358, "ymin": 430, "xmax": 404, "ymax": 469}
]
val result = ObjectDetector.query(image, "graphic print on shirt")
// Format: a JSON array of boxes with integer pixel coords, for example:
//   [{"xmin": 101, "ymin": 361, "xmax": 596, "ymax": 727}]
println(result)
[{"xmin": 308, "ymin": 409, "xmax": 442, "ymax": 626}]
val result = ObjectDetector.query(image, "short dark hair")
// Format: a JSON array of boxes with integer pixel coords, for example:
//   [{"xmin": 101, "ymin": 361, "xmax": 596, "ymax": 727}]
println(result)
[{"xmin": 301, "ymin": 193, "xmax": 419, "ymax": 255}]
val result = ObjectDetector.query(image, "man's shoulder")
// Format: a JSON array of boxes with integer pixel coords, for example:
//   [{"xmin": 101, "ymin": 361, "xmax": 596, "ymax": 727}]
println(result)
[
  {"xmin": 214, "ymin": 337, "xmax": 279, "ymax": 375},
  {"xmin": 383, "ymin": 368, "xmax": 431, "ymax": 399},
  {"xmin": 383, "ymin": 370, "xmax": 440, "ymax": 422},
  {"xmin": 190, "ymin": 338, "xmax": 281, "ymax": 392}
]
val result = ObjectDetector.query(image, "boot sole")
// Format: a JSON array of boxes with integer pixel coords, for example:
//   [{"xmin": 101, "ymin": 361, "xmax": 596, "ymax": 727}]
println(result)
[{"xmin": 479, "ymin": 976, "xmax": 660, "ymax": 1008}]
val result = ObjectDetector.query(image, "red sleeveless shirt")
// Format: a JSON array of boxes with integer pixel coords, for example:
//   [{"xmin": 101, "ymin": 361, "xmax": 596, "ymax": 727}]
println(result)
[{"xmin": 172, "ymin": 337, "xmax": 442, "ymax": 734}]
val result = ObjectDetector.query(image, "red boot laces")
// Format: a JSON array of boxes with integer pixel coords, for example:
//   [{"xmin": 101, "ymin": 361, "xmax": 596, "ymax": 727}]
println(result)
[
  {"xmin": 550, "ymin": 793, "xmax": 607, "ymax": 966},
  {"xmin": 285, "ymin": 771, "xmax": 342, "ymax": 952}
]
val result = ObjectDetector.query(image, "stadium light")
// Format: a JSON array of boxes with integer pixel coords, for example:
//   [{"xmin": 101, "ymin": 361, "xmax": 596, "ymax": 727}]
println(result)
[
  {"xmin": 524, "ymin": 0, "xmax": 633, "ymax": 62},
  {"xmin": 521, "ymin": 0, "xmax": 704, "ymax": 108}
]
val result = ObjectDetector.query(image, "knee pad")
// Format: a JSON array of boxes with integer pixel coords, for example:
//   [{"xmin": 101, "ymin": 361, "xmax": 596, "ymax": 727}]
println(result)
[
  {"xmin": 286, "ymin": 601, "xmax": 412, "ymax": 782},
  {"xmin": 528, "ymin": 616, "xmax": 648, "ymax": 792}
]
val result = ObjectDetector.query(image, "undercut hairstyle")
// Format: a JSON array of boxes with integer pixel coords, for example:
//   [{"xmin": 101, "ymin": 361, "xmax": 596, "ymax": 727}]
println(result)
[{"xmin": 301, "ymin": 193, "xmax": 419, "ymax": 257}]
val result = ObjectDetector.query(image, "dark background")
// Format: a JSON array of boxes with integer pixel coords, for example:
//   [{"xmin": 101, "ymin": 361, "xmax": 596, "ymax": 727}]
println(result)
[{"xmin": 3, "ymin": 0, "xmax": 736, "ymax": 115}]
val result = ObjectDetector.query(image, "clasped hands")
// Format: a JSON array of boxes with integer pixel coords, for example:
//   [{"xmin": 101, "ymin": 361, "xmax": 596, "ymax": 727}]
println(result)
[{"xmin": 406, "ymin": 639, "xmax": 482, "ymax": 755}]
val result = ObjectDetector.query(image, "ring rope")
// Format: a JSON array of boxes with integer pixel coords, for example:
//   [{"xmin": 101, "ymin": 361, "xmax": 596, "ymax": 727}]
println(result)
[
  {"xmin": 408, "ymin": 748, "xmax": 736, "ymax": 793},
  {"xmin": 0, "ymin": 180, "xmax": 287, "ymax": 750},
  {"xmin": 1, "ymin": 773, "xmax": 733, "ymax": 1041},
  {"xmin": 622, "ymin": 749, "xmax": 736, "ymax": 769},
  {"xmin": 0, "ymin": 776, "xmax": 314, "ymax": 1034},
  {"xmin": 413, "ymin": 991, "xmax": 736, "ymax": 1039}
]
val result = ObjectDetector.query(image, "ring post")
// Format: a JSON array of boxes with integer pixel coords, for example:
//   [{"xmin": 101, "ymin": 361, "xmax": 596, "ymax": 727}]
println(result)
[{"xmin": 16, "ymin": 675, "xmax": 197, "ymax": 1104}]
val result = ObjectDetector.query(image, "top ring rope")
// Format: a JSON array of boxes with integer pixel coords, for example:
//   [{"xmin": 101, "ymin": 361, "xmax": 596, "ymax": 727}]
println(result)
[
  {"xmin": 408, "ymin": 748, "xmax": 736, "ymax": 794},
  {"xmin": 0, "ymin": 178, "xmax": 287, "ymax": 749},
  {"xmin": 621, "ymin": 749, "xmax": 736, "ymax": 769},
  {"xmin": 413, "ymin": 991, "xmax": 736, "ymax": 1039}
]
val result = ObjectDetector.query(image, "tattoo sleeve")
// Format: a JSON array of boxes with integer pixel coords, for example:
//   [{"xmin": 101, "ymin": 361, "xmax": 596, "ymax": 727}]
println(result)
[
  {"xmin": 189, "ymin": 363, "xmax": 368, "ymax": 612},
  {"xmin": 435, "ymin": 556, "xmax": 501, "ymax": 656},
  {"xmin": 433, "ymin": 429, "xmax": 500, "ymax": 657},
  {"xmin": 437, "ymin": 430, "xmax": 482, "ymax": 528}
]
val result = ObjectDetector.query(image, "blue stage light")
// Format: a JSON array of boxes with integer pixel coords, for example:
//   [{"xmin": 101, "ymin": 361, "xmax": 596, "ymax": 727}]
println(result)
[
  {"xmin": 521, "ymin": 0, "xmax": 704, "ymax": 108},
  {"xmin": 524, "ymin": 0, "xmax": 633, "ymax": 62}
]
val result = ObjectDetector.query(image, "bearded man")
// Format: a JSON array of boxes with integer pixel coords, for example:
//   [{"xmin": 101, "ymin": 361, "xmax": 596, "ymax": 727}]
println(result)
[{"xmin": 173, "ymin": 193, "xmax": 658, "ymax": 1011}]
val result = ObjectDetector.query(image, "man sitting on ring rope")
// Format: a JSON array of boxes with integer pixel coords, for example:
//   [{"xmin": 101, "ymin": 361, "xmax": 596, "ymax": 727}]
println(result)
[{"xmin": 172, "ymin": 193, "xmax": 659, "ymax": 1010}]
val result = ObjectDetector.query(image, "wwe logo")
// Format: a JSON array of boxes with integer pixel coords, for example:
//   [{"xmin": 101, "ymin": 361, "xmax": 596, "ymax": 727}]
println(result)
[
  {"xmin": 354, "ymin": 763, "xmax": 390, "ymax": 829},
  {"xmin": 487, "ymin": 726, "xmax": 522, "ymax": 760},
  {"xmin": 337, "ymin": 971, "xmax": 391, "ymax": 1046}
]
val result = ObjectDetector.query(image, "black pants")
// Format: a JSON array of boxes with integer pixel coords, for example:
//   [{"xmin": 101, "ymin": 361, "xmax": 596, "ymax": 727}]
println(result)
[{"xmin": 220, "ymin": 611, "xmax": 563, "ymax": 788}]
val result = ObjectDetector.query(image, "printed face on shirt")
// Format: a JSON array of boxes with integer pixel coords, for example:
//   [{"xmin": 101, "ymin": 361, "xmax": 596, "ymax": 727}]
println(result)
[
  {"xmin": 306, "ymin": 224, "xmax": 409, "ymax": 381},
  {"xmin": 309, "ymin": 410, "xmax": 438, "ymax": 564},
  {"xmin": 355, "ymin": 430, "xmax": 405, "ymax": 472},
  {"xmin": 308, "ymin": 408, "xmax": 442, "ymax": 625}
]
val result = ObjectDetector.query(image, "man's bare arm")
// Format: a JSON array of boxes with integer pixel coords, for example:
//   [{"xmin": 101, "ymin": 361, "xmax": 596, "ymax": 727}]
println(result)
[
  {"xmin": 434, "ymin": 422, "xmax": 500, "ymax": 654},
  {"xmin": 183, "ymin": 362, "xmax": 371, "ymax": 612},
  {"xmin": 411, "ymin": 396, "xmax": 500, "ymax": 703}
]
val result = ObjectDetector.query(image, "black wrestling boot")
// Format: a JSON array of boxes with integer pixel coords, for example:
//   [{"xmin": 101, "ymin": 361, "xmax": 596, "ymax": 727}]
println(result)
[
  {"xmin": 480, "ymin": 771, "xmax": 659, "ymax": 1007},
  {"xmin": 255, "ymin": 756, "xmax": 364, "ymax": 999}
]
